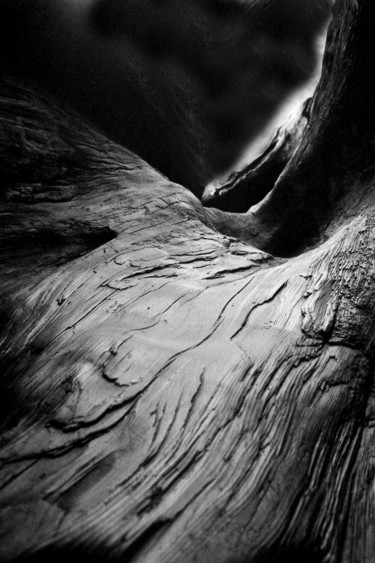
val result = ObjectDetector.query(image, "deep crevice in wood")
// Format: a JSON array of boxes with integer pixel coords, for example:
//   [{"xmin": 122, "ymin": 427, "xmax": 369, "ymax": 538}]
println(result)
[{"xmin": 202, "ymin": 1, "xmax": 375, "ymax": 258}]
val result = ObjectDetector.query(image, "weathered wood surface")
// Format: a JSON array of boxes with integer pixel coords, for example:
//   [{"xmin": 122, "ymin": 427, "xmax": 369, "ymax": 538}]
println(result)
[{"xmin": 1, "ymin": 1, "xmax": 375, "ymax": 562}]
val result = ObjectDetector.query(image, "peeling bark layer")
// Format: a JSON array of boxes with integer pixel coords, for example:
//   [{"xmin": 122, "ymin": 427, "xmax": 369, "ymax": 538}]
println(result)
[{"xmin": 1, "ymin": 1, "xmax": 375, "ymax": 562}]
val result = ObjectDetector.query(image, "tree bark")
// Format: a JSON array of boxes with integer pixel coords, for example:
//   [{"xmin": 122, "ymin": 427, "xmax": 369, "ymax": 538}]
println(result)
[{"xmin": 1, "ymin": 2, "xmax": 375, "ymax": 562}]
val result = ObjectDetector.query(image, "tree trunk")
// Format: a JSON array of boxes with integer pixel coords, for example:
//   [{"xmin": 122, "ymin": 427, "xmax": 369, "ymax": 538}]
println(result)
[{"xmin": 1, "ymin": 1, "xmax": 375, "ymax": 562}]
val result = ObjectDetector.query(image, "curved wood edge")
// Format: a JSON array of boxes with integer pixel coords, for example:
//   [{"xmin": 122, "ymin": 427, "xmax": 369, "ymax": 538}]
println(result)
[
  {"xmin": 202, "ymin": 102, "xmax": 308, "ymax": 213},
  {"xmin": 206, "ymin": 0, "xmax": 375, "ymax": 257}
]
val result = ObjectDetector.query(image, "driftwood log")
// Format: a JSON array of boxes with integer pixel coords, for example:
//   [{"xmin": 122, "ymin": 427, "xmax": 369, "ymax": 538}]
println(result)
[{"xmin": 1, "ymin": 1, "xmax": 375, "ymax": 562}]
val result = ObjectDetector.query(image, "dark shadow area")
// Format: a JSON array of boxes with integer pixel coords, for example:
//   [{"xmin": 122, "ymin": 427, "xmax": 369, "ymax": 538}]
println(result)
[
  {"xmin": 251, "ymin": 546, "xmax": 326, "ymax": 563},
  {"xmin": 12, "ymin": 519, "xmax": 172, "ymax": 563},
  {"xmin": 12, "ymin": 542, "xmax": 327, "ymax": 563},
  {"xmin": 0, "ymin": 0, "xmax": 332, "ymax": 195},
  {"xmin": 91, "ymin": 0, "xmax": 332, "ymax": 182}
]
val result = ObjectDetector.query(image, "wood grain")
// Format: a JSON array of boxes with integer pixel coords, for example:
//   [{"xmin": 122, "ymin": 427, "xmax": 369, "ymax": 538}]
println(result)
[{"xmin": 1, "ymin": 1, "xmax": 375, "ymax": 561}]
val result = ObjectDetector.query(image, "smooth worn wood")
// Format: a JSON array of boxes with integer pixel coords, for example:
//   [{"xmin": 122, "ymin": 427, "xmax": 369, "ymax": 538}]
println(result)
[
  {"xmin": 202, "ymin": 103, "xmax": 307, "ymax": 213},
  {"xmin": 1, "ymin": 1, "xmax": 375, "ymax": 562}
]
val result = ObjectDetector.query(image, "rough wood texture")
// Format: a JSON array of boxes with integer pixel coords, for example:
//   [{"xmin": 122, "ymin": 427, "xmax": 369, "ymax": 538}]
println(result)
[{"xmin": 1, "ymin": 1, "xmax": 375, "ymax": 562}]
